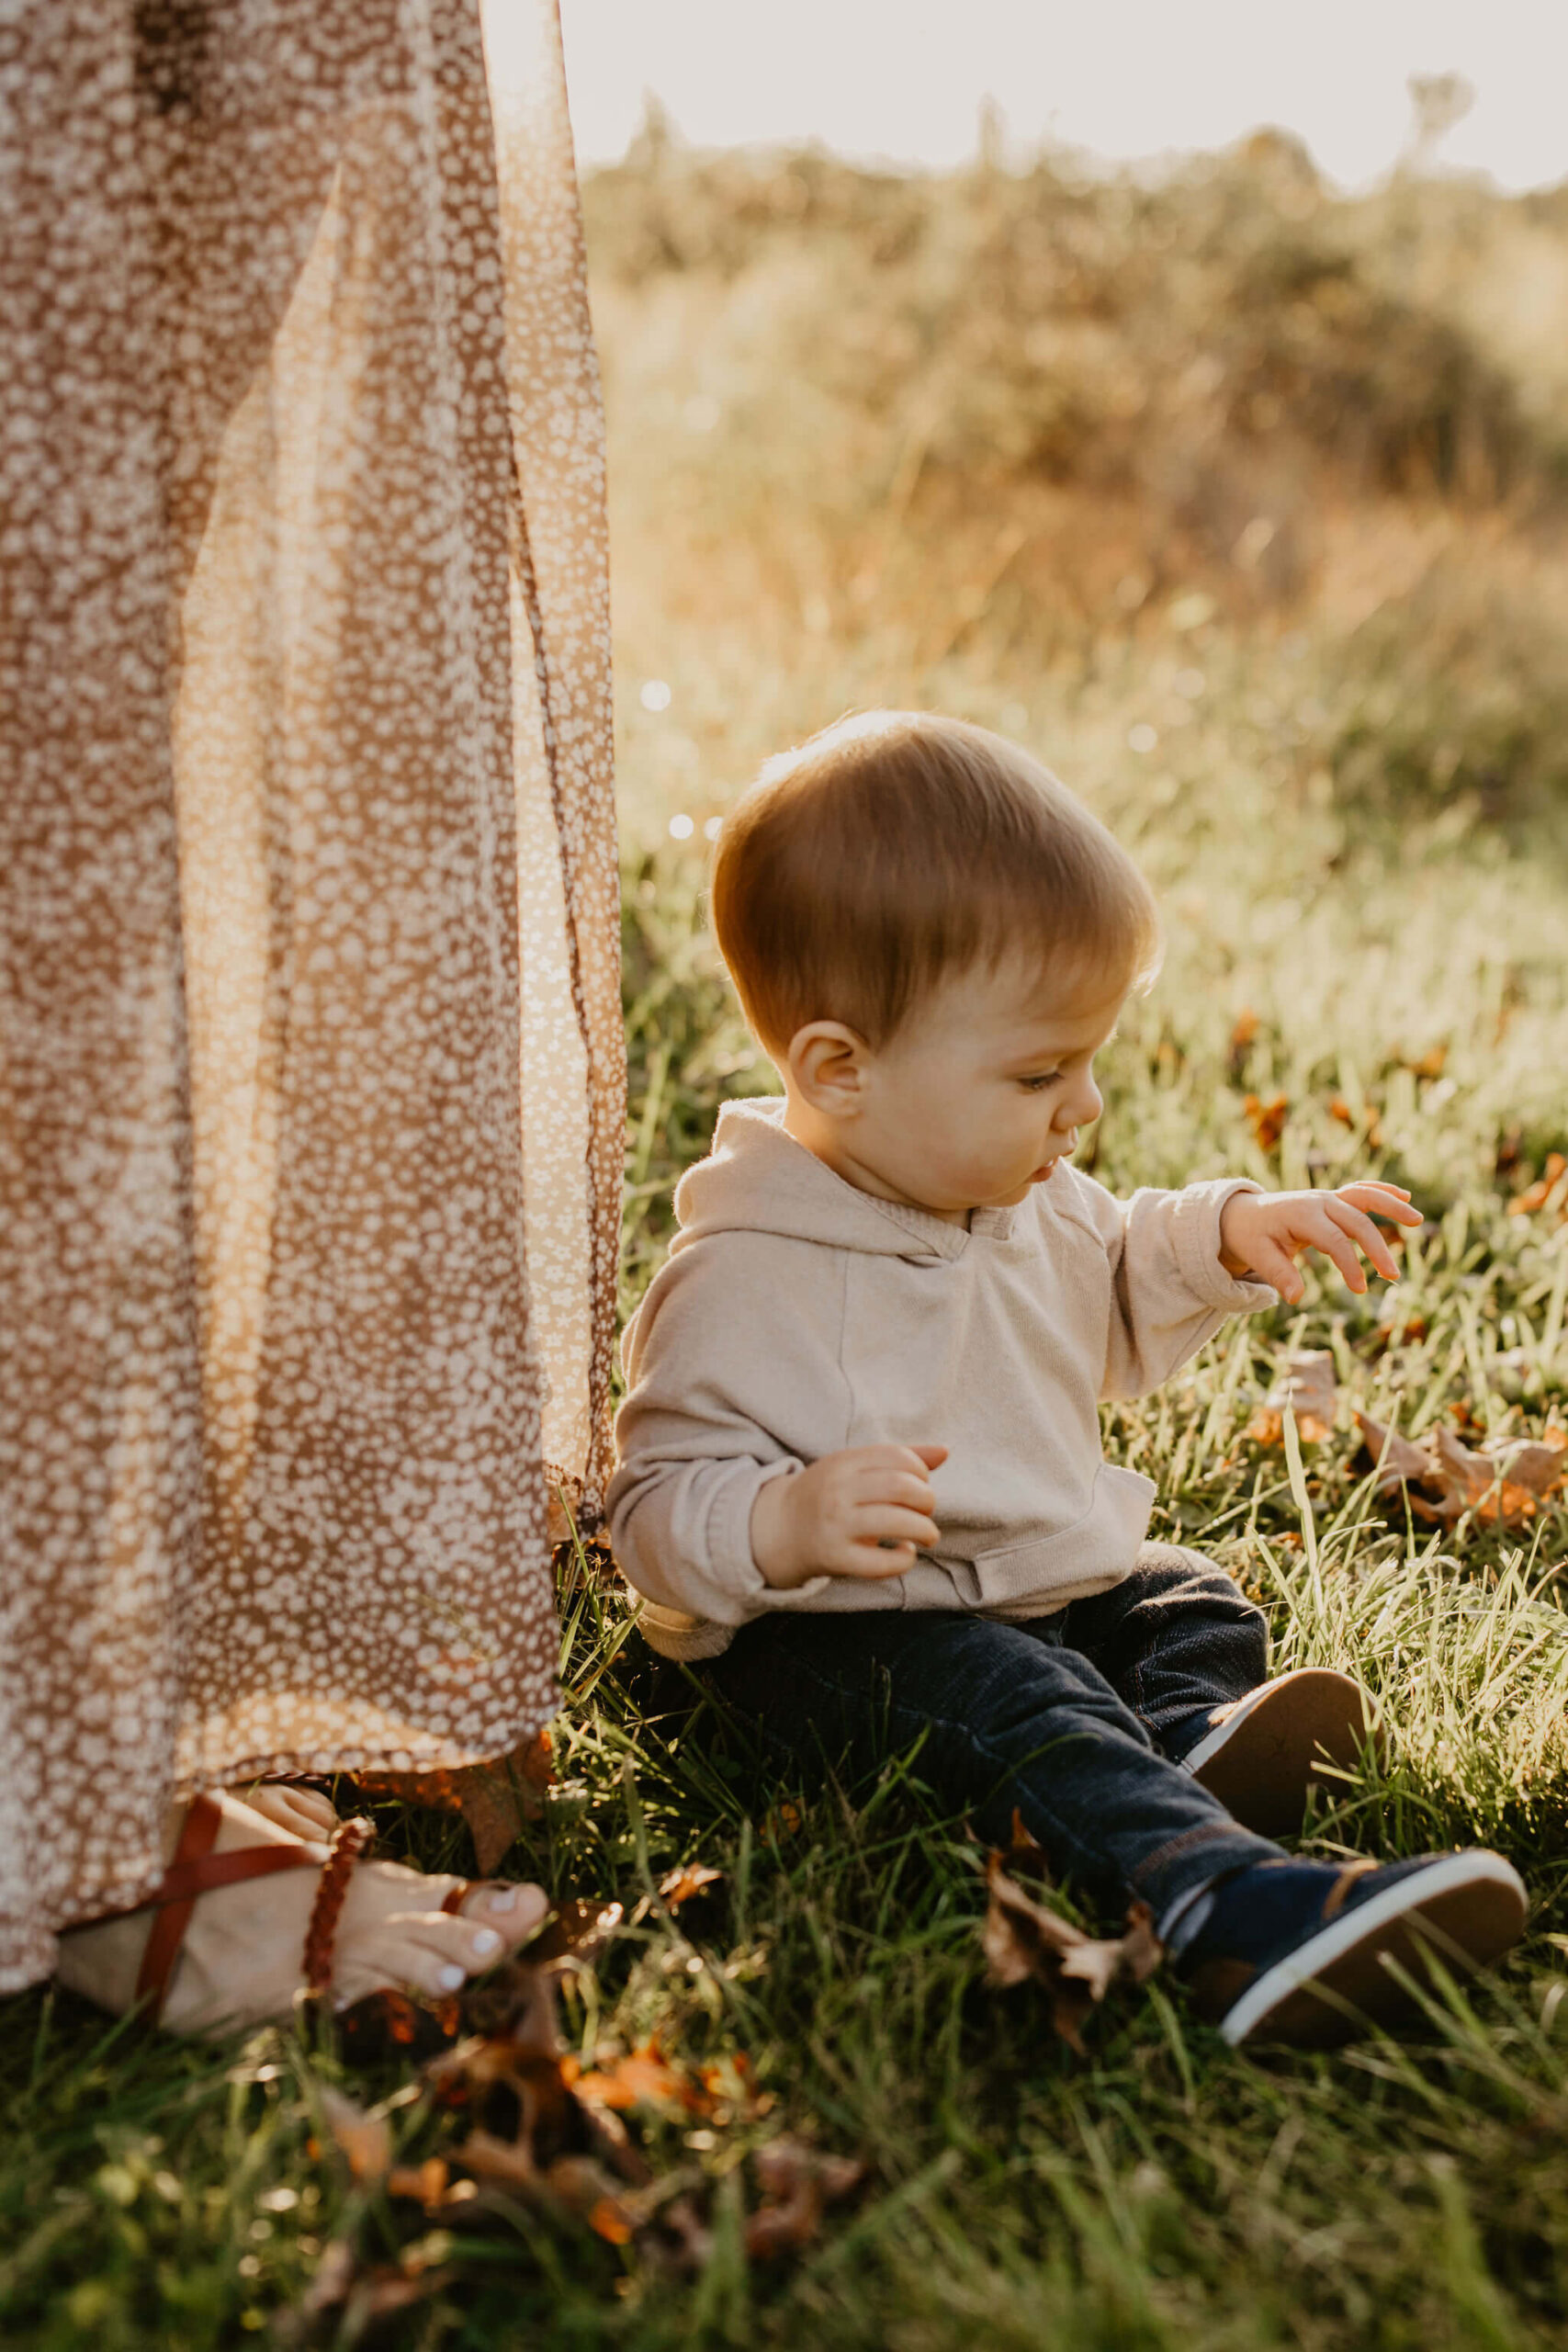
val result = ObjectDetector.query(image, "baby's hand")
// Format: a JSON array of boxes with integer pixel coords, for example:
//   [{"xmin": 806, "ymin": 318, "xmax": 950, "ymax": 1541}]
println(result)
[
  {"xmin": 1219, "ymin": 1181, "xmax": 1422, "ymax": 1306},
  {"xmin": 750, "ymin": 1444, "xmax": 948, "ymax": 1590}
]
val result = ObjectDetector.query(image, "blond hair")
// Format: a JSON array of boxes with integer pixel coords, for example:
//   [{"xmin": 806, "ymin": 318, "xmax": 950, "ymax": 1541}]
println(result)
[{"xmin": 711, "ymin": 711, "xmax": 1162, "ymax": 1055}]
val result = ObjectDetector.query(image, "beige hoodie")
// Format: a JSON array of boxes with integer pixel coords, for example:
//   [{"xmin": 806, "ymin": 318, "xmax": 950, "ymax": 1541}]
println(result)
[{"xmin": 610, "ymin": 1100, "xmax": 1273, "ymax": 1658}]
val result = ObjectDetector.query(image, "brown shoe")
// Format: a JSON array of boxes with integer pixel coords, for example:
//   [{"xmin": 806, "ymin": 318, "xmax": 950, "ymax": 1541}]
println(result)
[{"xmin": 1181, "ymin": 1669, "xmax": 1382, "ymax": 1838}]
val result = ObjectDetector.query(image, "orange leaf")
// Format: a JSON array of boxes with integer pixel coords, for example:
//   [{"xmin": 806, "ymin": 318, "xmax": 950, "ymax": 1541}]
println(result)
[
  {"xmin": 1244, "ymin": 1091, "xmax": 1290, "ymax": 1151},
  {"xmin": 317, "ymin": 2086, "xmax": 391, "ymax": 2184},
  {"xmin": 386, "ymin": 2158, "xmax": 450, "ymax": 2210},
  {"xmin": 588, "ymin": 2195, "xmax": 636, "ymax": 2246},
  {"xmin": 1493, "ymin": 1440, "xmax": 1565, "ymax": 1498},
  {"xmin": 1509, "ymin": 1154, "xmax": 1568, "ymax": 1219},
  {"xmin": 1356, "ymin": 1412, "xmax": 1549, "ymax": 1532},
  {"xmin": 658, "ymin": 1861, "xmax": 723, "ymax": 1910},
  {"xmin": 1247, "ymin": 1351, "xmax": 1337, "ymax": 1445}
]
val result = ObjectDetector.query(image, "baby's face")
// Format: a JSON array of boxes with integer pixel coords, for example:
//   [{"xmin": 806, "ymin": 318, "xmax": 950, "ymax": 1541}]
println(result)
[{"xmin": 852, "ymin": 960, "xmax": 1123, "ymax": 1219}]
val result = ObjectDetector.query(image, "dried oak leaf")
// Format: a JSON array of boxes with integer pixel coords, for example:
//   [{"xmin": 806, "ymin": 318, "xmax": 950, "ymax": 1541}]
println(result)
[
  {"xmin": 659, "ymin": 1861, "xmax": 724, "ymax": 1910},
  {"xmin": 285, "ymin": 2238, "xmax": 451, "ymax": 2342},
  {"xmin": 1227, "ymin": 1009, "xmax": 1259, "ymax": 1081},
  {"xmin": 386, "ymin": 2157, "xmax": 453, "ymax": 2212},
  {"xmin": 1244, "ymin": 1091, "xmax": 1290, "ymax": 1152},
  {"xmin": 982, "ymin": 1853, "xmax": 1162, "ymax": 2054},
  {"xmin": 570, "ymin": 2041, "xmax": 703, "ymax": 2116},
  {"xmin": 317, "ymin": 2084, "xmax": 392, "ymax": 2184},
  {"xmin": 1509, "ymin": 1153, "xmax": 1568, "ymax": 1222},
  {"xmin": 450, "ymin": 1731, "xmax": 556, "ymax": 1875},
  {"xmin": 1354, "ymin": 1412, "xmax": 1552, "ymax": 1532},
  {"xmin": 1354, "ymin": 1410, "xmax": 1431, "ymax": 1496},
  {"xmin": 1423, "ymin": 1426, "xmax": 1541, "ymax": 1529},
  {"xmin": 1247, "ymin": 1350, "xmax": 1337, "ymax": 1445},
  {"xmin": 528, "ymin": 1897, "xmax": 625, "ymax": 1969},
  {"xmin": 1495, "ymin": 1433, "xmax": 1567, "ymax": 1495},
  {"xmin": 744, "ymin": 2138, "xmax": 866, "ymax": 2260},
  {"xmin": 346, "ymin": 1728, "xmax": 556, "ymax": 1883}
]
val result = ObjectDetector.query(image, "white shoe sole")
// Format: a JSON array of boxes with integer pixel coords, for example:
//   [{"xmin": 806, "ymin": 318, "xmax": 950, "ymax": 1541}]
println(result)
[{"xmin": 1219, "ymin": 1850, "xmax": 1529, "ymax": 2049}]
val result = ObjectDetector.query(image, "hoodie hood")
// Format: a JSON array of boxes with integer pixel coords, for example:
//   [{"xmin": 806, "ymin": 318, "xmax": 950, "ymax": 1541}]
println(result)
[{"xmin": 671, "ymin": 1098, "xmax": 988, "ymax": 1262}]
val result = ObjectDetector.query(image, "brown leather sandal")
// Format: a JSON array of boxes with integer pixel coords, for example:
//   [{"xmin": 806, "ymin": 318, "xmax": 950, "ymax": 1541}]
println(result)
[
  {"xmin": 96, "ymin": 1792, "xmax": 374, "ymax": 2024},
  {"xmin": 87, "ymin": 1792, "xmax": 516, "ymax": 2031}
]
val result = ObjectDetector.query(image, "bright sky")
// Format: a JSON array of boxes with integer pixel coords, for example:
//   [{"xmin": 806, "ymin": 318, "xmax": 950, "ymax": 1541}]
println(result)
[{"xmin": 557, "ymin": 0, "xmax": 1568, "ymax": 193}]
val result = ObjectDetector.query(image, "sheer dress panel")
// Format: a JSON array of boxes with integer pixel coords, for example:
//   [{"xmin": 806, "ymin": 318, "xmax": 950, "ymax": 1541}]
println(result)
[{"xmin": 0, "ymin": 0, "xmax": 621, "ymax": 1988}]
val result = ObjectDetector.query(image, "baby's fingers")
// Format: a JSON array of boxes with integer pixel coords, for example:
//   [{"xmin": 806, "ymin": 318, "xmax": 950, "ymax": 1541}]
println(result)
[
  {"xmin": 829, "ymin": 1537, "xmax": 919, "ymax": 1580},
  {"xmin": 853, "ymin": 1505, "xmax": 941, "ymax": 1552},
  {"xmin": 1337, "ymin": 1182, "xmax": 1422, "ymax": 1226},
  {"xmin": 1303, "ymin": 1210, "xmax": 1371, "ymax": 1293},
  {"xmin": 853, "ymin": 1468, "xmax": 938, "ymax": 1513},
  {"xmin": 1325, "ymin": 1198, "xmax": 1400, "ymax": 1283},
  {"xmin": 1239, "ymin": 1231, "xmax": 1307, "ymax": 1305}
]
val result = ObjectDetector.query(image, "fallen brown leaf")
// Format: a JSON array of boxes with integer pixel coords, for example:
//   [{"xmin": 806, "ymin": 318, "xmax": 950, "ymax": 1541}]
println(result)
[
  {"xmin": 1247, "ymin": 1350, "xmax": 1337, "ymax": 1445},
  {"xmin": 1354, "ymin": 1411, "xmax": 1431, "ymax": 1495},
  {"xmin": 1404, "ymin": 1044, "xmax": 1449, "ymax": 1080},
  {"xmin": 1509, "ymin": 1153, "xmax": 1568, "ymax": 1221},
  {"xmin": 386, "ymin": 2157, "xmax": 450, "ymax": 2211},
  {"xmin": 982, "ymin": 1852, "xmax": 1162, "ymax": 2053},
  {"xmin": 1244, "ymin": 1091, "xmax": 1290, "ymax": 1152},
  {"xmin": 659, "ymin": 1861, "xmax": 724, "ymax": 1910},
  {"xmin": 451, "ymin": 1731, "xmax": 556, "ymax": 1875},
  {"xmin": 528, "ymin": 1897, "xmax": 625, "ymax": 1969},
  {"xmin": 317, "ymin": 2085, "xmax": 391, "ymax": 2184},
  {"xmin": 1227, "ymin": 1009, "xmax": 1259, "ymax": 1082},
  {"xmin": 1354, "ymin": 1410, "xmax": 1561, "ymax": 1532},
  {"xmin": 571, "ymin": 2042, "xmax": 700, "ymax": 2115},
  {"xmin": 744, "ymin": 2138, "xmax": 866, "ymax": 2259},
  {"xmin": 1328, "ymin": 1093, "xmax": 1385, "ymax": 1148}
]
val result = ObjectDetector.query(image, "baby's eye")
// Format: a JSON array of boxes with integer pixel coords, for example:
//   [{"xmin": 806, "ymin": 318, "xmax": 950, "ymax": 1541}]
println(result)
[{"xmin": 1020, "ymin": 1072, "xmax": 1061, "ymax": 1093}]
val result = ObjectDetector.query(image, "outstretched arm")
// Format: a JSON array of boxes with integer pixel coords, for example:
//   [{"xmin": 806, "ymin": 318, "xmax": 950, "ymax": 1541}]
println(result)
[{"xmin": 1218, "ymin": 1180, "xmax": 1421, "ymax": 1304}]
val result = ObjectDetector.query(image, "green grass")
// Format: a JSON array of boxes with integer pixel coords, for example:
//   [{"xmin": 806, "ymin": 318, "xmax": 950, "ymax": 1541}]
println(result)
[{"xmin": 6, "ymin": 142, "xmax": 1568, "ymax": 2349}]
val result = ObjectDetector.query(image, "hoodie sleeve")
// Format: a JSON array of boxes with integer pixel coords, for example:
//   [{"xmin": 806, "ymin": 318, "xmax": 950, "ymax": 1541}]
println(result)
[
  {"xmin": 1061, "ymin": 1170, "xmax": 1278, "ymax": 1401},
  {"xmin": 608, "ymin": 1236, "xmax": 843, "ymax": 1631}
]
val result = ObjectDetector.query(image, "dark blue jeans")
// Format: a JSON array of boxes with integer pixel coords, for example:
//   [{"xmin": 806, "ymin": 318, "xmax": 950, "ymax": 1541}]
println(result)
[{"xmin": 690, "ymin": 1543, "xmax": 1281, "ymax": 1926}]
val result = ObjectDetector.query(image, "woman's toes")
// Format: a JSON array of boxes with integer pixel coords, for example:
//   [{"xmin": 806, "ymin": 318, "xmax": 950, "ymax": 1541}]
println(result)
[
  {"xmin": 238, "ymin": 1782, "xmax": 337, "ymax": 1838},
  {"xmin": 396, "ymin": 1909, "xmax": 516, "ymax": 1987},
  {"xmin": 460, "ymin": 1882, "xmax": 549, "ymax": 1939}
]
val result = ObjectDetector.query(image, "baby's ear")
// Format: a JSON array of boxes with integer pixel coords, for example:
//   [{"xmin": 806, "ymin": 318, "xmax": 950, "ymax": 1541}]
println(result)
[{"xmin": 787, "ymin": 1020, "xmax": 870, "ymax": 1115}]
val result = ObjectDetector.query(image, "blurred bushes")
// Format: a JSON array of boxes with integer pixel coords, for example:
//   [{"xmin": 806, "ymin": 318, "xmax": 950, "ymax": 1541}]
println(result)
[
  {"xmin": 585, "ymin": 130, "xmax": 1568, "ymax": 828},
  {"xmin": 586, "ymin": 133, "xmax": 1559, "ymax": 512}
]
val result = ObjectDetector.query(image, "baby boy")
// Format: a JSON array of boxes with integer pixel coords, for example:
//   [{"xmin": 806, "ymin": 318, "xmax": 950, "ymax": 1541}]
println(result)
[{"xmin": 610, "ymin": 712, "xmax": 1524, "ymax": 2048}]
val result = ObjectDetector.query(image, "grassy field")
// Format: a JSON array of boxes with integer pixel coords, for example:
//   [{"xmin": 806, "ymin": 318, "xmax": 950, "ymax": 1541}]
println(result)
[{"xmin": 5, "ymin": 139, "xmax": 1568, "ymax": 2348}]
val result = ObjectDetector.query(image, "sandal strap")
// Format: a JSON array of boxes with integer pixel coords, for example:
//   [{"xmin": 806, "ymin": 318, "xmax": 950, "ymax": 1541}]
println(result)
[
  {"xmin": 301, "ymin": 1815, "xmax": 376, "ymax": 1996},
  {"xmin": 132, "ymin": 1792, "xmax": 329, "ymax": 2023}
]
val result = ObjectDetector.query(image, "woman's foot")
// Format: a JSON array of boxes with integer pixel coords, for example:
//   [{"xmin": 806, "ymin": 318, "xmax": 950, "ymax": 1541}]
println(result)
[
  {"xmin": 1177, "ymin": 1669, "xmax": 1382, "ymax": 1838},
  {"xmin": 54, "ymin": 1789, "xmax": 549, "ymax": 2037}
]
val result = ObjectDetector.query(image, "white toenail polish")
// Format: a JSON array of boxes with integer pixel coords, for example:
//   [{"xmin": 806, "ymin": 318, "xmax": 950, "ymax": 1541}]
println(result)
[
  {"xmin": 472, "ymin": 1928, "xmax": 501, "ymax": 1958},
  {"xmin": 488, "ymin": 1887, "xmax": 519, "ymax": 1913},
  {"xmin": 436, "ymin": 1962, "xmax": 466, "ymax": 1993}
]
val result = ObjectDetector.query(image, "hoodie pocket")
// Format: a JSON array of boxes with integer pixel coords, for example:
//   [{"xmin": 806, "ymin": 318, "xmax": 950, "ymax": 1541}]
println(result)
[{"xmin": 969, "ymin": 1464, "xmax": 1156, "ymax": 1607}]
